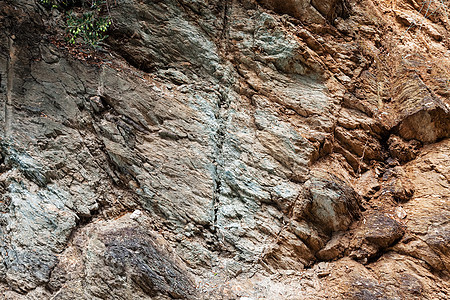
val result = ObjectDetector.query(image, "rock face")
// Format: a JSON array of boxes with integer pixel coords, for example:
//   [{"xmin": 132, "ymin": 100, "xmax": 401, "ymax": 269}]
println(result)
[{"xmin": 0, "ymin": 0, "xmax": 449, "ymax": 299}]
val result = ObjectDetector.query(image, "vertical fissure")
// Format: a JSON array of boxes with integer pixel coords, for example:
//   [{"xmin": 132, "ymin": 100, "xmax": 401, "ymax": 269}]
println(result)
[
  {"xmin": 5, "ymin": 37, "xmax": 15, "ymax": 138},
  {"xmin": 212, "ymin": 89, "xmax": 229, "ymax": 234},
  {"xmin": 220, "ymin": 0, "xmax": 231, "ymax": 52},
  {"xmin": 212, "ymin": 0, "xmax": 232, "ymax": 231}
]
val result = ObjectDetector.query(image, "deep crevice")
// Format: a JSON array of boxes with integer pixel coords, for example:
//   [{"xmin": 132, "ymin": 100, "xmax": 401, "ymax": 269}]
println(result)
[
  {"xmin": 219, "ymin": 0, "xmax": 231, "ymax": 52},
  {"xmin": 211, "ymin": 91, "xmax": 228, "ymax": 233}
]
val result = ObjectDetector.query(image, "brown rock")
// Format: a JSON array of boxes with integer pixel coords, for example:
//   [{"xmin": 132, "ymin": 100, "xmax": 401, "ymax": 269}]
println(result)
[
  {"xmin": 311, "ymin": 0, "xmax": 349, "ymax": 20},
  {"xmin": 354, "ymin": 169, "xmax": 380, "ymax": 199},
  {"xmin": 387, "ymin": 135, "xmax": 421, "ymax": 163},
  {"xmin": 334, "ymin": 126, "xmax": 385, "ymax": 161},
  {"xmin": 348, "ymin": 212, "xmax": 405, "ymax": 263},
  {"xmin": 257, "ymin": 0, "xmax": 325, "ymax": 23},
  {"xmin": 364, "ymin": 212, "xmax": 405, "ymax": 249},
  {"xmin": 381, "ymin": 166, "xmax": 415, "ymax": 202},
  {"xmin": 316, "ymin": 232, "xmax": 349, "ymax": 261},
  {"xmin": 391, "ymin": 73, "xmax": 450, "ymax": 143}
]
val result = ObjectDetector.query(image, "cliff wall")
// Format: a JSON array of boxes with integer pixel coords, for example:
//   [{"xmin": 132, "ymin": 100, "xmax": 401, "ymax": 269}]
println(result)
[{"xmin": 0, "ymin": 0, "xmax": 449, "ymax": 299}]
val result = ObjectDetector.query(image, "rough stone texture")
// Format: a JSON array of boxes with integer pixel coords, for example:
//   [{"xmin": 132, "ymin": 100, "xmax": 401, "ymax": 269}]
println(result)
[
  {"xmin": 349, "ymin": 212, "xmax": 406, "ymax": 263},
  {"xmin": 390, "ymin": 72, "xmax": 450, "ymax": 143},
  {"xmin": 258, "ymin": 0, "xmax": 349, "ymax": 24},
  {"xmin": 302, "ymin": 172, "xmax": 362, "ymax": 234},
  {"xmin": 0, "ymin": 0, "xmax": 449, "ymax": 299},
  {"xmin": 47, "ymin": 213, "xmax": 197, "ymax": 299},
  {"xmin": 388, "ymin": 134, "xmax": 421, "ymax": 163},
  {"xmin": 257, "ymin": 0, "xmax": 322, "ymax": 23}
]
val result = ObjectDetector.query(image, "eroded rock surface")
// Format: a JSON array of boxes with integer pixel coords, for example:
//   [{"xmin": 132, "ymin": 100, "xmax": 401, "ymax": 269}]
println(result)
[{"xmin": 0, "ymin": 0, "xmax": 449, "ymax": 299}]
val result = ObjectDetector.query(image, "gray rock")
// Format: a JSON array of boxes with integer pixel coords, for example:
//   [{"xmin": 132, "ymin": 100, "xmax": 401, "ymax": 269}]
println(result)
[
  {"xmin": 302, "ymin": 173, "xmax": 362, "ymax": 234},
  {"xmin": 0, "ymin": 181, "xmax": 77, "ymax": 291}
]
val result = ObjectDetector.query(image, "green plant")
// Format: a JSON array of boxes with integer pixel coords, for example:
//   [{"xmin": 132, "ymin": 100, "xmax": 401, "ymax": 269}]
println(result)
[
  {"xmin": 66, "ymin": 10, "xmax": 111, "ymax": 47},
  {"xmin": 37, "ymin": 0, "xmax": 112, "ymax": 48}
]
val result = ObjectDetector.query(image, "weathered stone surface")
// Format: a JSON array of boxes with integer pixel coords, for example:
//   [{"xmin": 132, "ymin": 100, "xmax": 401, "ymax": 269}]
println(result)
[
  {"xmin": 311, "ymin": 0, "xmax": 349, "ymax": 20},
  {"xmin": 316, "ymin": 232, "xmax": 349, "ymax": 261},
  {"xmin": 257, "ymin": 0, "xmax": 325, "ymax": 24},
  {"xmin": 388, "ymin": 134, "xmax": 421, "ymax": 163},
  {"xmin": 1, "ymin": 0, "xmax": 450, "ymax": 299},
  {"xmin": 393, "ymin": 139, "xmax": 450, "ymax": 274},
  {"xmin": 258, "ymin": 0, "xmax": 348, "ymax": 23},
  {"xmin": 48, "ymin": 214, "xmax": 197, "ymax": 299},
  {"xmin": 390, "ymin": 72, "xmax": 450, "ymax": 143},
  {"xmin": 349, "ymin": 212, "xmax": 406, "ymax": 263},
  {"xmin": 363, "ymin": 212, "xmax": 405, "ymax": 249},
  {"xmin": 380, "ymin": 166, "xmax": 415, "ymax": 203},
  {"xmin": 334, "ymin": 126, "xmax": 385, "ymax": 162},
  {"xmin": 301, "ymin": 172, "xmax": 361, "ymax": 234}
]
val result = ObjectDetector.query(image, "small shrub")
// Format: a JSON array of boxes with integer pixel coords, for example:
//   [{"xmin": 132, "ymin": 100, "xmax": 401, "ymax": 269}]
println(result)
[
  {"xmin": 66, "ymin": 10, "xmax": 111, "ymax": 47},
  {"xmin": 37, "ymin": 0, "xmax": 112, "ymax": 48}
]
